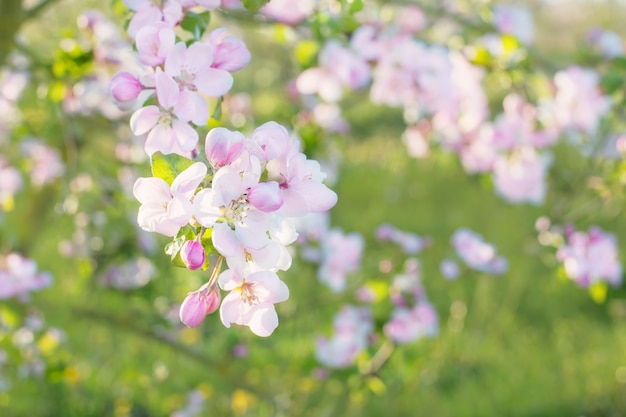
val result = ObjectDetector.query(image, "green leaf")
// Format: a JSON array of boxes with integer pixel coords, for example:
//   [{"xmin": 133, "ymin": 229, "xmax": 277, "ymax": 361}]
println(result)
[
  {"xmin": 150, "ymin": 152, "xmax": 195, "ymax": 186},
  {"xmin": 241, "ymin": 0, "xmax": 270, "ymax": 11},
  {"xmin": 180, "ymin": 11, "xmax": 211, "ymax": 40}
]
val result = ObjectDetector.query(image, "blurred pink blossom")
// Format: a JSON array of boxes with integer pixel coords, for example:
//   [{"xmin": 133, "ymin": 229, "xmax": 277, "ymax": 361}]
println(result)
[{"xmin": 557, "ymin": 226, "xmax": 622, "ymax": 287}]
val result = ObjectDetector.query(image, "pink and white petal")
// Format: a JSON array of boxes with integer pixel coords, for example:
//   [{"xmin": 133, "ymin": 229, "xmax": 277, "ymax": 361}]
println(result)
[
  {"xmin": 249, "ymin": 241, "xmax": 281, "ymax": 270},
  {"xmin": 162, "ymin": 0, "xmax": 183, "ymax": 27},
  {"xmin": 153, "ymin": 217, "xmax": 183, "ymax": 237},
  {"xmin": 247, "ymin": 305, "xmax": 279, "ymax": 337},
  {"xmin": 155, "ymin": 68, "xmax": 180, "ymax": 109},
  {"xmin": 186, "ymin": 43, "xmax": 215, "ymax": 72},
  {"xmin": 213, "ymin": 222, "xmax": 243, "ymax": 258},
  {"xmin": 130, "ymin": 105, "xmax": 160, "ymax": 135},
  {"xmin": 137, "ymin": 205, "xmax": 165, "ymax": 232},
  {"xmin": 278, "ymin": 188, "xmax": 310, "ymax": 217},
  {"xmin": 172, "ymin": 119, "xmax": 199, "ymax": 152},
  {"xmin": 167, "ymin": 196, "xmax": 193, "ymax": 226},
  {"xmin": 212, "ymin": 167, "xmax": 245, "ymax": 203},
  {"xmin": 194, "ymin": 68, "xmax": 233, "ymax": 97},
  {"xmin": 171, "ymin": 162, "xmax": 207, "ymax": 199},
  {"xmin": 193, "ymin": 189, "xmax": 223, "ymax": 227},
  {"xmin": 247, "ymin": 271, "xmax": 289, "ymax": 303},
  {"xmin": 145, "ymin": 123, "xmax": 176, "ymax": 155},
  {"xmin": 235, "ymin": 220, "xmax": 270, "ymax": 251},
  {"xmin": 318, "ymin": 75, "xmax": 343, "ymax": 102},
  {"xmin": 219, "ymin": 291, "xmax": 242, "ymax": 328},
  {"xmin": 296, "ymin": 68, "xmax": 324, "ymax": 95},
  {"xmin": 128, "ymin": 7, "xmax": 162, "ymax": 37},
  {"xmin": 133, "ymin": 177, "xmax": 171, "ymax": 205},
  {"xmin": 175, "ymin": 90, "xmax": 209, "ymax": 126},
  {"xmin": 164, "ymin": 42, "xmax": 186, "ymax": 78},
  {"xmin": 218, "ymin": 268, "xmax": 242, "ymax": 291},
  {"xmin": 293, "ymin": 181, "xmax": 338, "ymax": 213}
]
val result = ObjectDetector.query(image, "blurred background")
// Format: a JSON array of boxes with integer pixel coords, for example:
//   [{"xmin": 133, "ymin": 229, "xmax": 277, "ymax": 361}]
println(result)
[{"xmin": 2, "ymin": 0, "xmax": 626, "ymax": 416}]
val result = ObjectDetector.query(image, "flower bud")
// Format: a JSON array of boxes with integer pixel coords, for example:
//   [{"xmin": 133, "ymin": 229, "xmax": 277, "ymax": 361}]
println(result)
[
  {"xmin": 180, "ymin": 240, "xmax": 206, "ymax": 270},
  {"xmin": 179, "ymin": 285, "xmax": 221, "ymax": 327},
  {"xmin": 205, "ymin": 127, "xmax": 245, "ymax": 168},
  {"xmin": 209, "ymin": 28, "xmax": 251, "ymax": 73},
  {"xmin": 247, "ymin": 181, "xmax": 283, "ymax": 212},
  {"xmin": 110, "ymin": 72, "xmax": 143, "ymax": 103}
]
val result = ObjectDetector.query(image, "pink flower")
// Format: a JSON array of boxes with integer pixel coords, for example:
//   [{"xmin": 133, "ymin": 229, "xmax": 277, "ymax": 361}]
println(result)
[
  {"xmin": 317, "ymin": 230, "xmax": 364, "ymax": 292},
  {"xmin": 493, "ymin": 147, "xmax": 549, "ymax": 205},
  {"xmin": 208, "ymin": 28, "xmax": 251, "ymax": 73},
  {"xmin": 260, "ymin": 0, "xmax": 316, "ymax": 25},
  {"xmin": 110, "ymin": 72, "xmax": 143, "ymax": 103},
  {"xmin": 164, "ymin": 41, "xmax": 234, "ymax": 123},
  {"xmin": 21, "ymin": 139, "xmax": 64, "ymax": 186},
  {"xmin": 315, "ymin": 305, "xmax": 372, "ymax": 368},
  {"xmin": 0, "ymin": 160, "xmax": 22, "ymax": 207},
  {"xmin": 556, "ymin": 226, "xmax": 622, "ymax": 287},
  {"xmin": 179, "ymin": 283, "xmax": 221, "ymax": 327},
  {"xmin": 296, "ymin": 41, "xmax": 370, "ymax": 102},
  {"xmin": 135, "ymin": 23, "xmax": 176, "ymax": 67},
  {"xmin": 133, "ymin": 161, "xmax": 207, "ymax": 236},
  {"xmin": 452, "ymin": 228, "xmax": 507, "ymax": 275},
  {"xmin": 384, "ymin": 302, "xmax": 438, "ymax": 344},
  {"xmin": 553, "ymin": 66, "xmax": 611, "ymax": 134},
  {"xmin": 218, "ymin": 269, "xmax": 289, "ymax": 337},
  {"xmin": 180, "ymin": 240, "xmax": 206, "ymax": 270},
  {"xmin": 130, "ymin": 68, "xmax": 200, "ymax": 155},
  {"xmin": 0, "ymin": 253, "xmax": 52, "ymax": 300},
  {"xmin": 124, "ymin": 0, "xmax": 183, "ymax": 38}
]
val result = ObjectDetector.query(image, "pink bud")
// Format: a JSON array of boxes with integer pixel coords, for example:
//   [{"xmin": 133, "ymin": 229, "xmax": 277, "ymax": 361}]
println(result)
[
  {"xmin": 180, "ymin": 240, "xmax": 206, "ymax": 270},
  {"xmin": 110, "ymin": 72, "xmax": 142, "ymax": 103},
  {"xmin": 209, "ymin": 28, "xmax": 251, "ymax": 73},
  {"xmin": 179, "ymin": 285, "xmax": 221, "ymax": 327},
  {"xmin": 247, "ymin": 181, "xmax": 283, "ymax": 212},
  {"xmin": 205, "ymin": 127, "xmax": 245, "ymax": 168}
]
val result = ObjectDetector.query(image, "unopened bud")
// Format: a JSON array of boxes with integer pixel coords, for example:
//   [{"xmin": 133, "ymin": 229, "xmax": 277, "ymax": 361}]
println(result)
[
  {"xmin": 179, "ymin": 284, "xmax": 221, "ymax": 327},
  {"xmin": 180, "ymin": 240, "xmax": 206, "ymax": 270},
  {"xmin": 110, "ymin": 72, "xmax": 142, "ymax": 103},
  {"xmin": 205, "ymin": 127, "xmax": 245, "ymax": 168}
]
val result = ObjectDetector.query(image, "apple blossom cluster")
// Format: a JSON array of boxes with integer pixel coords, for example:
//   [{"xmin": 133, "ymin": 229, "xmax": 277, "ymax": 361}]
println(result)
[
  {"xmin": 111, "ymin": 0, "xmax": 337, "ymax": 337},
  {"xmin": 315, "ymin": 226, "xmax": 438, "ymax": 369},
  {"xmin": 315, "ymin": 305, "xmax": 373, "ymax": 369},
  {"xmin": 556, "ymin": 226, "xmax": 622, "ymax": 288},
  {"xmin": 0, "ymin": 253, "xmax": 53, "ymax": 301},
  {"xmin": 291, "ymin": 3, "xmax": 614, "ymax": 206},
  {"xmin": 131, "ymin": 122, "xmax": 337, "ymax": 336},
  {"xmin": 450, "ymin": 228, "xmax": 508, "ymax": 275}
]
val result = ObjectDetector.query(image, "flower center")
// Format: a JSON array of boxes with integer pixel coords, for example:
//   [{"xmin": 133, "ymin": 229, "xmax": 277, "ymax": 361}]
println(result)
[{"xmin": 240, "ymin": 281, "xmax": 258, "ymax": 305}]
